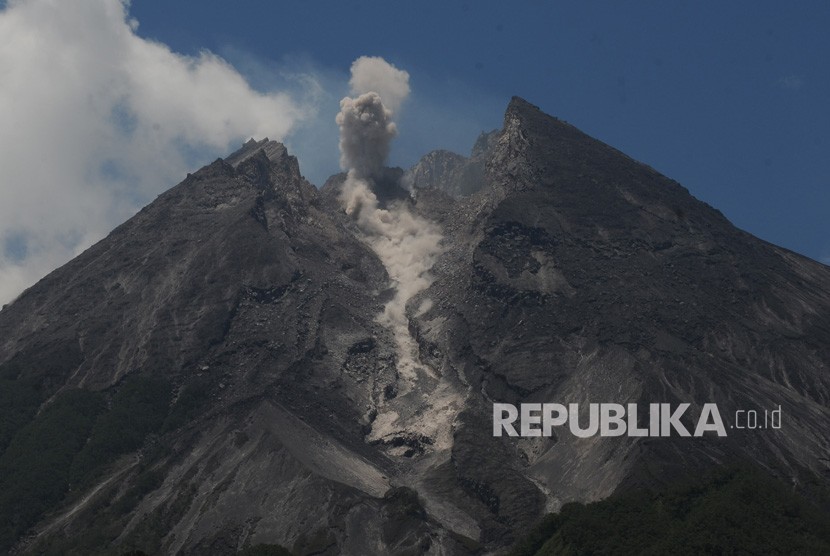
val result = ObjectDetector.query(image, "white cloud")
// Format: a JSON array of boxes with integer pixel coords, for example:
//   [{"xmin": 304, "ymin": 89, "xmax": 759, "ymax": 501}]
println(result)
[
  {"xmin": 349, "ymin": 56, "xmax": 410, "ymax": 113},
  {"xmin": 0, "ymin": 0, "xmax": 310, "ymax": 306}
]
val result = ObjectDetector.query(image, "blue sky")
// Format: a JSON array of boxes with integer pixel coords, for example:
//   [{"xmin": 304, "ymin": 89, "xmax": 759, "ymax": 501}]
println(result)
[
  {"xmin": 129, "ymin": 0, "xmax": 829, "ymax": 262},
  {"xmin": 0, "ymin": 0, "xmax": 828, "ymax": 304}
]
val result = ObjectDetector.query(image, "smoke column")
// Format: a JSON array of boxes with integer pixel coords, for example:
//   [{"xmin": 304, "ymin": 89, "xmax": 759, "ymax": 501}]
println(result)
[
  {"xmin": 337, "ymin": 92, "xmax": 396, "ymax": 184},
  {"xmin": 336, "ymin": 57, "xmax": 443, "ymax": 382}
]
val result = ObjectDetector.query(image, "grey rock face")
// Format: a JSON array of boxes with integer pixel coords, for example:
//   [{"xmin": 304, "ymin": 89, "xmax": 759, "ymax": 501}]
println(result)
[
  {"xmin": 403, "ymin": 129, "xmax": 495, "ymax": 198},
  {"xmin": 1, "ymin": 97, "xmax": 829, "ymax": 555}
]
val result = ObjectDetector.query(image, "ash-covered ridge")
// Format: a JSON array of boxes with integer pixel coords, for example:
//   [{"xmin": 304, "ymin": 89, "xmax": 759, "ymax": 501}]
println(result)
[{"xmin": 0, "ymin": 97, "xmax": 828, "ymax": 555}]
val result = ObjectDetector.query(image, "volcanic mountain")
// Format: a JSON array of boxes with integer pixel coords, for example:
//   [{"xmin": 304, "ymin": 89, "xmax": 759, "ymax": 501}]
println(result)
[{"xmin": 0, "ymin": 98, "xmax": 828, "ymax": 555}]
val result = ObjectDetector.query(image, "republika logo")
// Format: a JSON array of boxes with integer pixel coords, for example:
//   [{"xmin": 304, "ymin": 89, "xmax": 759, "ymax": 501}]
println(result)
[{"xmin": 493, "ymin": 403, "xmax": 782, "ymax": 438}]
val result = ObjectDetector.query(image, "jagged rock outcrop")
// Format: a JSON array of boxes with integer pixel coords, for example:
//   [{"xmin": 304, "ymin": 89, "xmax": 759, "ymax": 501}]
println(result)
[{"xmin": 403, "ymin": 129, "xmax": 496, "ymax": 199}]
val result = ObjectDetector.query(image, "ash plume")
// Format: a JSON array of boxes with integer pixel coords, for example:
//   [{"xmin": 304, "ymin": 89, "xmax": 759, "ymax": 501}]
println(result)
[
  {"xmin": 336, "ymin": 92, "xmax": 397, "ymax": 182},
  {"xmin": 336, "ymin": 56, "xmax": 409, "ymax": 181},
  {"xmin": 349, "ymin": 56, "xmax": 410, "ymax": 113},
  {"xmin": 335, "ymin": 56, "xmax": 443, "ymax": 382}
]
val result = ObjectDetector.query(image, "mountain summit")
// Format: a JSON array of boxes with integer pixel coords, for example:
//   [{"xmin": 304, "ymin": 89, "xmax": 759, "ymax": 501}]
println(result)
[{"xmin": 1, "ymin": 98, "xmax": 828, "ymax": 555}]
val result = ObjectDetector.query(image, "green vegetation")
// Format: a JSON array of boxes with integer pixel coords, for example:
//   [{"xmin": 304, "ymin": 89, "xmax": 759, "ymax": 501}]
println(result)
[
  {"xmin": 70, "ymin": 375, "xmax": 171, "ymax": 487},
  {"xmin": 0, "ymin": 345, "xmax": 236, "ymax": 553},
  {"xmin": 0, "ymin": 360, "xmax": 50, "ymax": 459},
  {"xmin": 510, "ymin": 467, "xmax": 830, "ymax": 556},
  {"xmin": 0, "ymin": 388, "xmax": 104, "ymax": 551},
  {"xmin": 0, "ymin": 372, "xmax": 177, "ymax": 554},
  {"xmin": 30, "ymin": 464, "xmax": 173, "ymax": 556},
  {"xmin": 0, "ymin": 376, "xmax": 41, "ymax": 455}
]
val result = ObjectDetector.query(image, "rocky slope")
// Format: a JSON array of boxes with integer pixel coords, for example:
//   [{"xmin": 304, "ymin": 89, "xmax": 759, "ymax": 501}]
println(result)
[{"xmin": 0, "ymin": 99, "xmax": 828, "ymax": 555}]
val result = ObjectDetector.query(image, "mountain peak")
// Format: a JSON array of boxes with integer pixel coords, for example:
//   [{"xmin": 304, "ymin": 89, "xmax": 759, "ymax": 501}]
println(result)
[
  {"xmin": 503, "ymin": 95, "xmax": 570, "ymax": 138},
  {"xmin": 224, "ymin": 137, "xmax": 288, "ymax": 168},
  {"xmin": 506, "ymin": 95, "xmax": 542, "ymax": 116},
  {"xmin": 220, "ymin": 138, "xmax": 314, "ymax": 210}
]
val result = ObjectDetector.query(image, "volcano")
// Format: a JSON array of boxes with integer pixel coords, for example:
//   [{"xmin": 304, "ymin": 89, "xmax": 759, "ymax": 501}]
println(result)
[{"xmin": 1, "ymin": 98, "xmax": 828, "ymax": 555}]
